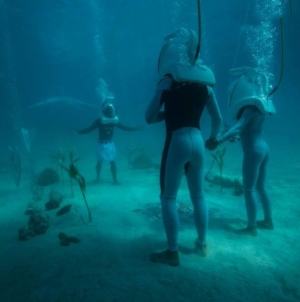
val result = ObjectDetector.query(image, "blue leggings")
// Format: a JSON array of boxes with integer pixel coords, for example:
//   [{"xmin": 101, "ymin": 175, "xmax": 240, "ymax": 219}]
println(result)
[
  {"xmin": 160, "ymin": 127, "xmax": 208, "ymax": 252},
  {"xmin": 242, "ymin": 140, "xmax": 272, "ymax": 227}
]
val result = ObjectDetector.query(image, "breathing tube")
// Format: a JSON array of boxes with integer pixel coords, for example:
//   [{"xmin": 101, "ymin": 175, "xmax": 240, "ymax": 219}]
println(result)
[
  {"xmin": 267, "ymin": 0, "xmax": 295, "ymax": 98},
  {"xmin": 193, "ymin": 0, "xmax": 202, "ymax": 62},
  {"xmin": 268, "ymin": 17, "xmax": 285, "ymax": 98}
]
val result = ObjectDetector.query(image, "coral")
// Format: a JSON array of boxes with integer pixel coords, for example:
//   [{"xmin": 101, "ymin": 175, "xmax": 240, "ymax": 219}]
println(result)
[
  {"xmin": 28, "ymin": 213, "xmax": 50, "ymax": 235},
  {"xmin": 45, "ymin": 189, "xmax": 64, "ymax": 210},
  {"xmin": 58, "ymin": 232, "xmax": 80, "ymax": 246},
  {"xmin": 36, "ymin": 168, "xmax": 60, "ymax": 186},
  {"xmin": 56, "ymin": 204, "xmax": 72, "ymax": 216},
  {"xmin": 124, "ymin": 143, "xmax": 159, "ymax": 169},
  {"xmin": 18, "ymin": 227, "xmax": 35, "ymax": 241},
  {"xmin": 45, "ymin": 200, "xmax": 60, "ymax": 210},
  {"xmin": 32, "ymin": 185, "xmax": 44, "ymax": 202},
  {"xmin": 205, "ymin": 174, "xmax": 243, "ymax": 196},
  {"xmin": 18, "ymin": 213, "xmax": 50, "ymax": 241}
]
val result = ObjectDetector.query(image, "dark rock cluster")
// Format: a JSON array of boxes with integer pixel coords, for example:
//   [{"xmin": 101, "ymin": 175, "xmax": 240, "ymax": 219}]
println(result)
[
  {"xmin": 58, "ymin": 232, "xmax": 80, "ymax": 246},
  {"xmin": 205, "ymin": 174, "xmax": 243, "ymax": 196},
  {"xmin": 45, "ymin": 189, "xmax": 64, "ymax": 210},
  {"xmin": 36, "ymin": 168, "xmax": 60, "ymax": 186},
  {"xmin": 18, "ymin": 213, "xmax": 50, "ymax": 241}
]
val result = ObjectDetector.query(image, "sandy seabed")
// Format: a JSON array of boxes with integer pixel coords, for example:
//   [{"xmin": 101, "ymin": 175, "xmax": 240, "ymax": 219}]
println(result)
[{"xmin": 0, "ymin": 136, "xmax": 299, "ymax": 302}]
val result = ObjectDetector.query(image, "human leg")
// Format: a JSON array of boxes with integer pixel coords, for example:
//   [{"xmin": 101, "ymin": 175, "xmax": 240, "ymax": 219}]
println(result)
[
  {"xmin": 256, "ymin": 151, "xmax": 274, "ymax": 229},
  {"xmin": 239, "ymin": 150, "xmax": 264, "ymax": 235},
  {"xmin": 95, "ymin": 143, "xmax": 104, "ymax": 182},
  {"xmin": 99, "ymin": 142, "xmax": 118, "ymax": 184},
  {"xmin": 95, "ymin": 160, "xmax": 102, "ymax": 182},
  {"xmin": 110, "ymin": 161, "xmax": 120, "ymax": 185},
  {"xmin": 151, "ymin": 156, "xmax": 183, "ymax": 265},
  {"xmin": 160, "ymin": 140, "xmax": 187, "ymax": 252},
  {"xmin": 150, "ymin": 130, "xmax": 192, "ymax": 266},
  {"xmin": 185, "ymin": 130, "xmax": 208, "ymax": 255}
]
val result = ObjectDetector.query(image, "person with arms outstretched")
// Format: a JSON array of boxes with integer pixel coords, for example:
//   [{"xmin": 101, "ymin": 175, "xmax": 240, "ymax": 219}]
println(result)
[{"xmin": 74, "ymin": 100, "xmax": 142, "ymax": 185}]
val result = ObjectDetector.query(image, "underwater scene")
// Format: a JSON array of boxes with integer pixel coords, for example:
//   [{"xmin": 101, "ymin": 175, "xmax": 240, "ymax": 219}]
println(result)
[{"xmin": 0, "ymin": 0, "xmax": 299, "ymax": 301}]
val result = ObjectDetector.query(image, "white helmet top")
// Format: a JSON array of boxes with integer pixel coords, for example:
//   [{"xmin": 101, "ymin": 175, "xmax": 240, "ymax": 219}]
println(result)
[
  {"xmin": 157, "ymin": 28, "xmax": 215, "ymax": 86},
  {"xmin": 228, "ymin": 67, "xmax": 276, "ymax": 121}
]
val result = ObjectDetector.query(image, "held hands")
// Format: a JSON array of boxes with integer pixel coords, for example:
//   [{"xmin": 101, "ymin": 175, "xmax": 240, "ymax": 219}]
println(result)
[{"xmin": 205, "ymin": 137, "xmax": 219, "ymax": 151}]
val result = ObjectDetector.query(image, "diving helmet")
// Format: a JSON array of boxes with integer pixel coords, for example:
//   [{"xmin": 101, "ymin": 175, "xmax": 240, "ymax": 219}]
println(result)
[
  {"xmin": 228, "ymin": 67, "xmax": 276, "ymax": 121},
  {"xmin": 100, "ymin": 101, "xmax": 119, "ymax": 125},
  {"xmin": 157, "ymin": 28, "xmax": 215, "ymax": 86},
  {"xmin": 102, "ymin": 101, "xmax": 116, "ymax": 119}
]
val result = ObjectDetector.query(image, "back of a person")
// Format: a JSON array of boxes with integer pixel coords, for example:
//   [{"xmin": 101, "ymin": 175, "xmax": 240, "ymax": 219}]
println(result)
[
  {"xmin": 163, "ymin": 81, "xmax": 208, "ymax": 135},
  {"xmin": 240, "ymin": 108, "xmax": 267, "ymax": 149}
]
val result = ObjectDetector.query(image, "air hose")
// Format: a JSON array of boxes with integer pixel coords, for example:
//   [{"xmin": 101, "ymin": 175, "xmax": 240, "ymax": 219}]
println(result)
[{"xmin": 194, "ymin": 0, "xmax": 202, "ymax": 62}]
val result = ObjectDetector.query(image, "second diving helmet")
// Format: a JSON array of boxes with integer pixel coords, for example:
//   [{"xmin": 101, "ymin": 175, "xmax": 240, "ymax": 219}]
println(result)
[{"xmin": 228, "ymin": 67, "xmax": 276, "ymax": 121}]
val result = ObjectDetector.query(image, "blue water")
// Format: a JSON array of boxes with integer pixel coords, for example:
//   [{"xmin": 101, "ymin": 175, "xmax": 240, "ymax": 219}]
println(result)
[{"xmin": 0, "ymin": 0, "xmax": 299, "ymax": 301}]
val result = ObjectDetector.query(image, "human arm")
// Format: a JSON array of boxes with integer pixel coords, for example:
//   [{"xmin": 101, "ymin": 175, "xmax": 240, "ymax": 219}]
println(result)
[
  {"xmin": 205, "ymin": 87, "xmax": 222, "ymax": 139},
  {"xmin": 116, "ymin": 123, "xmax": 143, "ymax": 131},
  {"xmin": 145, "ymin": 76, "xmax": 173, "ymax": 124},
  {"xmin": 217, "ymin": 106, "xmax": 257, "ymax": 144},
  {"xmin": 72, "ymin": 120, "xmax": 99, "ymax": 135}
]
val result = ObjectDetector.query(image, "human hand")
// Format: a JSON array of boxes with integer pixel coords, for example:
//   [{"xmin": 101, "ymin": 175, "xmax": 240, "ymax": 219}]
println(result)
[{"xmin": 205, "ymin": 137, "xmax": 219, "ymax": 151}]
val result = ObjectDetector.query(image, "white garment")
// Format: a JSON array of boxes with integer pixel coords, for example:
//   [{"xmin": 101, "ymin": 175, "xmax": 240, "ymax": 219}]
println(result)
[{"xmin": 96, "ymin": 142, "xmax": 116, "ymax": 162}]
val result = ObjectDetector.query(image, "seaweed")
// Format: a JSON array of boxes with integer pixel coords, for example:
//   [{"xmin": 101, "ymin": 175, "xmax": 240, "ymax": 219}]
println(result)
[
  {"xmin": 60, "ymin": 153, "xmax": 92, "ymax": 223},
  {"xmin": 69, "ymin": 148, "xmax": 75, "ymax": 198}
]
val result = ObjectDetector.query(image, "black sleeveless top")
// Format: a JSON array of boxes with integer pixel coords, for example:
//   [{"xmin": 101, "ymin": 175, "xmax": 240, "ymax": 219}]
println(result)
[{"xmin": 160, "ymin": 79, "xmax": 209, "ymax": 135}]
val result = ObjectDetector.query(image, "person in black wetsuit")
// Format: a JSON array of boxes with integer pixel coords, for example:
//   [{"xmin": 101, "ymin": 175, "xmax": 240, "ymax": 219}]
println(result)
[
  {"xmin": 145, "ymin": 28, "xmax": 222, "ymax": 266},
  {"xmin": 74, "ymin": 101, "xmax": 142, "ymax": 184}
]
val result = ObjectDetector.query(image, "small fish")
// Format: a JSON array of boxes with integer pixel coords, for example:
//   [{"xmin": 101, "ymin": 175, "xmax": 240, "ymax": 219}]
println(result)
[{"xmin": 56, "ymin": 204, "xmax": 72, "ymax": 216}]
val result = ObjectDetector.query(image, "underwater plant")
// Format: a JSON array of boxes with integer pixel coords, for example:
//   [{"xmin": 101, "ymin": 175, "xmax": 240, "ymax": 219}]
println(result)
[
  {"xmin": 60, "ymin": 152, "xmax": 92, "ymax": 223},
  {"xmin": 69, "ymin": 148, "xmax": 75, "ymax": 198}
]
